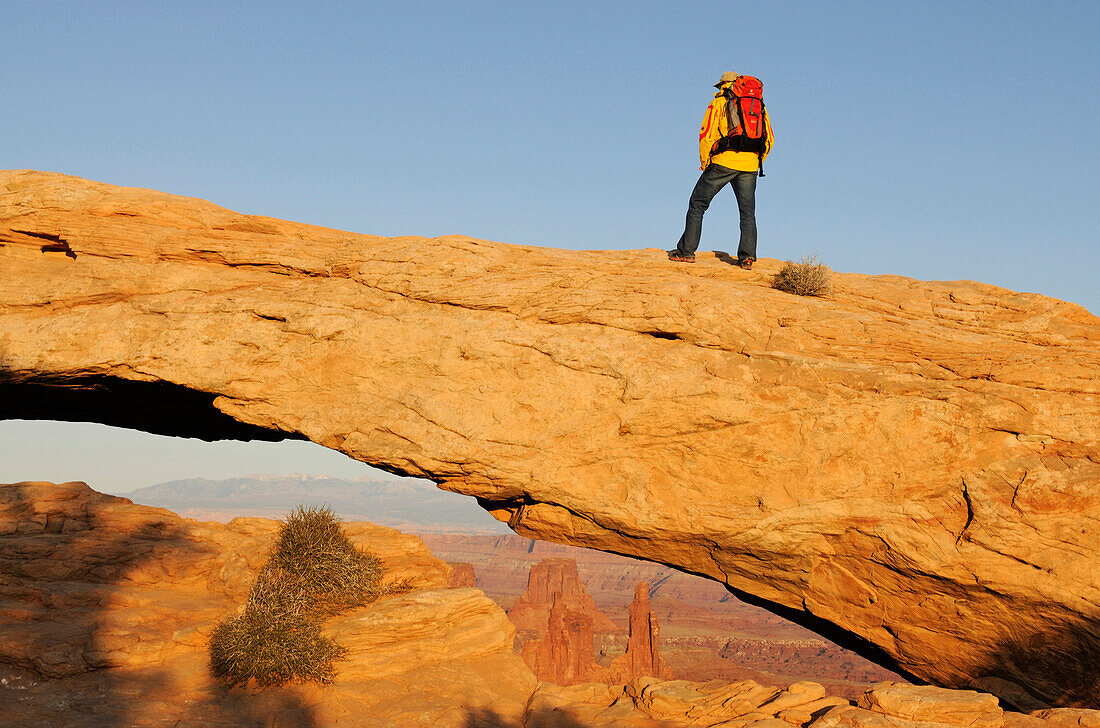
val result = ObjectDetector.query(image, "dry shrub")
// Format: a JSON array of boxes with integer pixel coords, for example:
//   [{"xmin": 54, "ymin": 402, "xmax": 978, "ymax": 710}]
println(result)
[
  {"xmin": 209, "ymin": 505, "xmax": 408, "ymax": 687},
  {"xmin": 209, "ymin": 566, "xmax": 346, "ymax": 686},
  {"xmin": 772, "ymin": 255, "xmax": 833, "ymax": 296},
  {"xmin": 268, "ymin": 504, "xmax": 386, "ymax": 615}
]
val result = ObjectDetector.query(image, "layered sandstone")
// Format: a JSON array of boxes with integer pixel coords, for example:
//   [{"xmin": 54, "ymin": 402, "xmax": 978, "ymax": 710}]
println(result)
[
  {"xmin": 514, "ymin": 569, "xmax": 668, "ymax": 687},
  {"xmin": 2, "ymin": 171, "xmax": 1100, "ymax": 707},
  {"xmin": 528, "ymin": 680, "xmax": 1098, "ymax": 728},
  {"xmin": 527, "ymin": 680, "xmax": 1014, "ymax": 728},
  {"xmin": 512, "ymin": 558, "xmax": 618, "ymax": 685},
  {"xmin": 421, "ymin": 533, "xmax": 905, "ymax": 694}
]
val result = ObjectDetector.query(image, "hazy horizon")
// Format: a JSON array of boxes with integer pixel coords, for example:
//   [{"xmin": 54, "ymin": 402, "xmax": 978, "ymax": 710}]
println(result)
[
  {"xmin": 105, "ymin": 471, "xmax": 512, "ymax": 534},
  {"xmin": 0, "ymin": 419, "xmax": 405, "ymax": 494}
]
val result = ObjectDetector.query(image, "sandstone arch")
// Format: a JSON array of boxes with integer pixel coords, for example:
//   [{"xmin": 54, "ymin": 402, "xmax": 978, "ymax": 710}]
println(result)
[{"xmin": 2, "ymin": 170, "xmax": 1099, "ymax": 708}]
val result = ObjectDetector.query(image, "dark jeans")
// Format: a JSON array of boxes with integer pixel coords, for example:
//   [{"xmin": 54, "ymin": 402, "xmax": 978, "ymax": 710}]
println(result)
[{"xmin": 675, "ymin": 163, "xmax": 758, "ymax": 260}]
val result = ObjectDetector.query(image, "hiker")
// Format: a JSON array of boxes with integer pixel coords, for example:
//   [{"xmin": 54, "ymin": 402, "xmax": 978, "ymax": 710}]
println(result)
[{"xmin": 669, "ymin": 72, "xmax": 773, "ymax": 268}]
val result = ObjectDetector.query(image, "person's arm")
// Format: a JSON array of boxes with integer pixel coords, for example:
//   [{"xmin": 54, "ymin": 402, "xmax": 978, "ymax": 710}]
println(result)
[{"xmin": 697, "ymin": 99, "xmax": 723, "ymax": 170}]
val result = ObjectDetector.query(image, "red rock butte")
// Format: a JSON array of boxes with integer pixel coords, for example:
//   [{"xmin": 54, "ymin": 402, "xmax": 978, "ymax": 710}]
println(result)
[
  {"xmin": 1, "ymin": 170, "xmax": 1099, "ymax": 709},
  {"xmin": 509, "ymin": 558, "xmax": 618, "ymax": 635}
]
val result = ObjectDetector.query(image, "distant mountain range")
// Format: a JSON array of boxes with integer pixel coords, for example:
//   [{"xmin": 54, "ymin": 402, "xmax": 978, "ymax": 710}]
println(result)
[{"xmin": 118, "ymin": 474, "xmax": 511, "ymax": 534}]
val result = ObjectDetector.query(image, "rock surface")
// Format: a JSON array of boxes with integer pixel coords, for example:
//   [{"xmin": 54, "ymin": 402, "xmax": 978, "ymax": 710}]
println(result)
[
  {"xmin": 522, "ymin": 590, "xmax": 609, "ymax": 685},
  {"xmin": 2, "ymin": 171, "xmax": 1100, "ymax": 706},
  {"xmin": 509, "ymin": 557, "xmax": 619, "ymax": 636},
  {"xmin": 526, "ymin": 680, "xmax": 976, "ymax": 728},
  {"xmin": 447, "ymin": 561, "xmax": 478, "ymax": 587}
]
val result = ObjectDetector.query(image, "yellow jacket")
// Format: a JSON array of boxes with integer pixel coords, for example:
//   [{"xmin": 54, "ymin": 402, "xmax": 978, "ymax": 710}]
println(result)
[{"xmin": 698, "ymin": 88, "xmax": 773, "ymax": 172}]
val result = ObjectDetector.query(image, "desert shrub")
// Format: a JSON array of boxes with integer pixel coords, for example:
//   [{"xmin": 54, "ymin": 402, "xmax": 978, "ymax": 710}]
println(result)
[
  {"xmin": 209, "ymin": 504, "xmax": 405, "ymax": 687},
  {"xmin": 209, "ymin": 566, "xmax": 346, "ymax": 686},
  {"xmin": 771, "ymin": 255, "xmax": 833, "ymax": 296},
  {"xmin": 267, "ymin": 504, "xmax": 385, "ymax": 615}
]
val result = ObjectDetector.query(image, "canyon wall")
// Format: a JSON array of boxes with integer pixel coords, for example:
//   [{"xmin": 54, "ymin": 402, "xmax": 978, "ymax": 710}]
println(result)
[{"xmin": 423, "ymin": 533, "xmax": 903, "ymax": 695}]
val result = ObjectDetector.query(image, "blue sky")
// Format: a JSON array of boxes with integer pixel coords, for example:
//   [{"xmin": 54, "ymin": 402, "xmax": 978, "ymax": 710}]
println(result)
[{"xmin": 2, "ymin": 1, "xmax": 1097, "ymax": 490}]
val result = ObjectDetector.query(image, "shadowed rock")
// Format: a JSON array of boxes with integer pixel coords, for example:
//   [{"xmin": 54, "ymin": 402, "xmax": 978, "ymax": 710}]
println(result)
[
  {"xmin": 2, "ymin": 170, "xmax": 1099, "ymax": 707},
  {"xmin": 5, "ymin": 481, "xmax": 1100, "ymax": 727}
]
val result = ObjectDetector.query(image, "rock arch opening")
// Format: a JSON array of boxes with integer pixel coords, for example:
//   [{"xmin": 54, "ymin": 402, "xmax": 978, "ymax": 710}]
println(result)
[{"xmin": 0, "ymin": 372, "xmax": 305, "ymax": 442}]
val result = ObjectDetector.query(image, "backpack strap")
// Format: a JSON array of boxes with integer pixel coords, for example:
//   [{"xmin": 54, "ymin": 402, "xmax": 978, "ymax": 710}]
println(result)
[
  {"xmin": 710, "ymin": 88, "xmax": 741, "ymax": 156},
  {"xmin": 724, "ymin": 87, "xmax": 741, "ymax": 136},
  {"xmin": 758, "ymin": 105, "xmax": 767, "ymax": 178}
]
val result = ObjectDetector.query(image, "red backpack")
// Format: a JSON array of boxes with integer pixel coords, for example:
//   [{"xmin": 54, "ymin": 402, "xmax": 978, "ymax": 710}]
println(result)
[{"xmin": 712, "ymin": 75, "xmax": 768, "ymax": 176}]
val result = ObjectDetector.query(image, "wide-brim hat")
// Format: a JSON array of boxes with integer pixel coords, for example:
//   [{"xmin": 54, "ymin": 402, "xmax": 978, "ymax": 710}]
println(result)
[{"xmin": 714, "ymin": 71, "xmax": 740, "ymax": 88}]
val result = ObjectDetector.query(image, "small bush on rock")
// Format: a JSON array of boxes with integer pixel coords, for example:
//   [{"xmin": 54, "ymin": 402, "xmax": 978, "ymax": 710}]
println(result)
[
  {"xmin": 772, "ymin": 255, "xmax": 833, "ymax": 297},
  {"xmin": 209, "ymin": 566, "xmax": 346, "ymax": 686},
  {"xmin": 209, "ymin": 505, "xmax": 405, "ymax": 687},
  {"xmin": 268, "ymin": 504, "xmax": 385, "ymax": 615}
]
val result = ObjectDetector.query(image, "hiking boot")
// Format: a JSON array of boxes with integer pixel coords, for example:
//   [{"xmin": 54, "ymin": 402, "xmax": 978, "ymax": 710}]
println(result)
[
  {"xmin": 668, "ymin": 250, "xmax": 695, "ymax": 263},
  {"xmin": 738, "ymin": 257, "xmax": 755, "ymax": 270}
]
